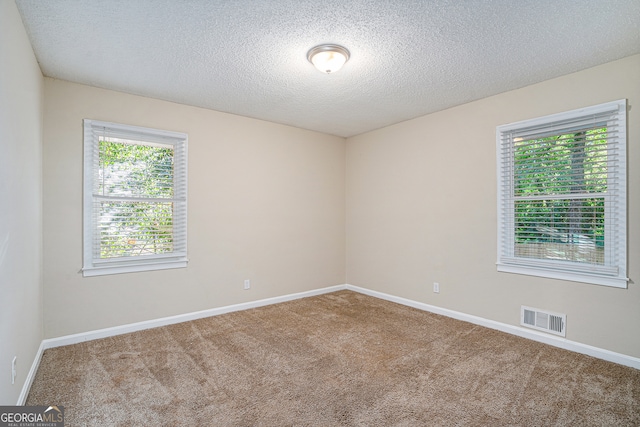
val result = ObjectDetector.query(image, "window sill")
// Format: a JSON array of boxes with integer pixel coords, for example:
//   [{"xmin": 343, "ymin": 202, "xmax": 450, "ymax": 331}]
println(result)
[
  {"xmin": 497, "ymin": 262, "xmax": 628, "ymax": 288},
  {"xmin": 82, "ymin": 259, "xmax": 188, "ymax": 277}
]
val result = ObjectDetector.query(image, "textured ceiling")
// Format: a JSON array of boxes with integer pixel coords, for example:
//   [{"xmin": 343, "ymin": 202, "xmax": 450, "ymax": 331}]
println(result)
[{"xmin": 15, "ymin": 0, "xmax": 640, "ymax": 137}]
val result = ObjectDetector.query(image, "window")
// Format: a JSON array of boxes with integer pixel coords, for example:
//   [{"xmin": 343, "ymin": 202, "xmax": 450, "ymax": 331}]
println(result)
[
  {"xmin": 83, "ymin": 120, "xmax": 188, "ymax": 276},
  {"xmin": 496, "ymin": 100, "xmax": 627, "ymax": 288}
]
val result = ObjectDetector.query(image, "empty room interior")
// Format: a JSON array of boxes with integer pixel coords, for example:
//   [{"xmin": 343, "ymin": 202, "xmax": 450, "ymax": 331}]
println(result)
[{"xmin": 2, "ymin": 0, "xmax": 640, "ymax": 424}]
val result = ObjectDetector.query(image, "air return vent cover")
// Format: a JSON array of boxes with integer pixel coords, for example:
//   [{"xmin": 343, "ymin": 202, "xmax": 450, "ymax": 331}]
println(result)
[{"xmin": 521, "ymin": 306, "xmax": 566, "ymax": 337}]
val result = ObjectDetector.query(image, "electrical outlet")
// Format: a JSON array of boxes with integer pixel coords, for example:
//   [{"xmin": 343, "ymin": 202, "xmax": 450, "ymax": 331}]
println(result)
[
  {"xmin": 243, "ymin": 279, "xmax": 250, "ymax": 290},
  {"xmin": 11, "ymin": 356, "xmax": 16, "ymax": 385},
  {"xmin": 433, "ymin": 282, "xmax": 440, "ymax": 293}
]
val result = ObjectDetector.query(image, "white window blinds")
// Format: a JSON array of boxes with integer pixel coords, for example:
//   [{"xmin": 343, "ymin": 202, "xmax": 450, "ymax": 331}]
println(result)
[
  {"xmin": 497, "ymin": 100, "xmax": 627, "ymax": 288},
  {"xmin": 83, "ymin": 120, "xmax": 188, "ymax": 276}
]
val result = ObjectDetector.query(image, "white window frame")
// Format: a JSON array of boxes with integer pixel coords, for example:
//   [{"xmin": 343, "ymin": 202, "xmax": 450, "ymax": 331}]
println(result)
[
  {"xmin": 83, "ymin": 120, "xmax": 188, "ymax": 277},
  {"xmin": 496, "ymin": 100, "xmax": 627, "ymax": 288}
]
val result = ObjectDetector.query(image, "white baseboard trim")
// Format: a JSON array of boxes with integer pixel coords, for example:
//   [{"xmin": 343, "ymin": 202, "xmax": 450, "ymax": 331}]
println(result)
[
  {"xmin": 20, "ymin": 282, "xmax": 638, "ymax": 404},
  {"xmin": 19, "ymin": 284, "xmax": 345, "ymax": 403},
  {"xmin": 346, "ymin": 284, "xmax": 640, "ymax": 370},
  {"xmin": 17, "ymin": 340, "xmax": 45, "ymax": 405},
  {"xmin": 42, "ymin": 284, "xmax": 347, "ymax": 350}
]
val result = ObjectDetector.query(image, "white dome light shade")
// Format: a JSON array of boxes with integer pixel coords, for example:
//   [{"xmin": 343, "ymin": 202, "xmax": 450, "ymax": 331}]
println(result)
[{"xmin": 307, "ymin": 44, "xmax": 350, "ymax": 74}]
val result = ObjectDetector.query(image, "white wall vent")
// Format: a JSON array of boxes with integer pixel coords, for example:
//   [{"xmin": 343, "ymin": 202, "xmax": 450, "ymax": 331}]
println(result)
[{"xmin": 521, "ymin": 306, "xmax": 566, "ymax": 337}]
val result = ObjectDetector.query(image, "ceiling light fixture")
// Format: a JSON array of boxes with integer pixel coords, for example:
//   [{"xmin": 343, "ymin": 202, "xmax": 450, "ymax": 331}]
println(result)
[{"xmin": 307, "ymin": 44, "xmax": 350, "ymax": 74}]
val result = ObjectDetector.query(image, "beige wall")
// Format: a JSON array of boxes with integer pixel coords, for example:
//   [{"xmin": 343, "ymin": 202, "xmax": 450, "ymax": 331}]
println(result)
[
  {"xmin": 42, "ymin": 79, "xmax": 346, "ymax": 338},
  {"xmin": 0, "ymin": 0, "xmax": 44, "ymax": 404},
  {"xmin": 346, "ymin": 54, "xmax": 640, "ymax": 358}
]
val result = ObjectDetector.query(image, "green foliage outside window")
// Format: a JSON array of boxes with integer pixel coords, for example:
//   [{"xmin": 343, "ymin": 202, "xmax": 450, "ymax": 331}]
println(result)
[
  {"xmin": 513, "ymin": 128, "xmax": 607, "ymax": 264},
  {"xmin": 97, "ymin": 139, "xmax": 175, "ymax": 259}
]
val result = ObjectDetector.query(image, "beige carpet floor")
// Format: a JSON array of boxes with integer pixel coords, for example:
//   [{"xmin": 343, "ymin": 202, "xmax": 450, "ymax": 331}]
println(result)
[{"xmin": 27, "ymin": 290, "xmax": 640, "ymax": 426}]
